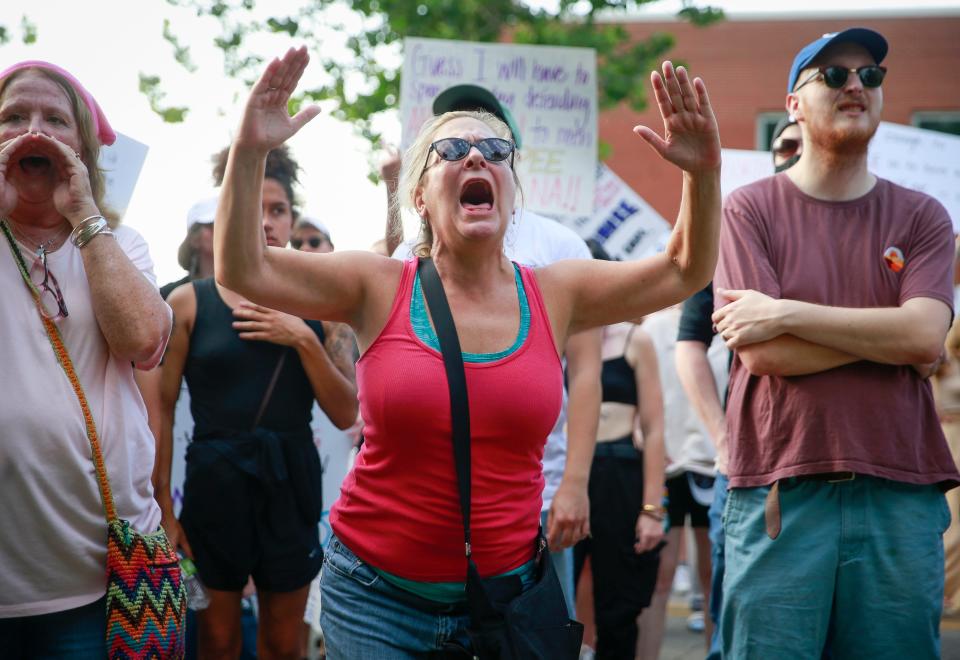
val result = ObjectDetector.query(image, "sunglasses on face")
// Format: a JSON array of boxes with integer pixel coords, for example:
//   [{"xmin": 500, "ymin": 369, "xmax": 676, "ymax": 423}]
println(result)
[
  {"xmin": 292, "ymin": 236, "xmax": 324, "ymax": 250},
  {"xmin": 794, "ymin": 65, "xmax": 887, "ymax": 92},
  {"xmin": 419, "ymin": 137, "xmax": 515, "ymax": 179},
  {"xmin": 772, "ymin": 137, "xmax": 801, "ymax": 158}
]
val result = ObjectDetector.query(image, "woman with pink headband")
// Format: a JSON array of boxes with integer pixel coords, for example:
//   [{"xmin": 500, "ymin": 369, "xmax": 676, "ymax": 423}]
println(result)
[{"xmin": 0, "ymin": 61, "xmax": 172, "ymax": 655}]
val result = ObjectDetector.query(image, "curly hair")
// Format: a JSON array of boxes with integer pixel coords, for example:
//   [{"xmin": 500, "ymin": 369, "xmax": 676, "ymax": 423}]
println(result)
[{"xmin": 212, "ymin": 144, "xmax": 301, "ymax": 217}]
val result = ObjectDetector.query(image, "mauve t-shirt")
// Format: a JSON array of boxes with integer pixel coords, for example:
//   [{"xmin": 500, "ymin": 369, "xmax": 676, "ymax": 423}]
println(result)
[{"xmin": 715, "ymin": 174, "xmax": 958, "ymax": 489}]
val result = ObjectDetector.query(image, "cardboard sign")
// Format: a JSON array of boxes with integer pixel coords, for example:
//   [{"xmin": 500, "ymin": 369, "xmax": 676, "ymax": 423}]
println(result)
[
  {"xmin": 720, "ymin": 148, "xmax": 774, "ymax": 199},
  {"xmin": 719, "ymin": 123, "xmax": 960, "ymax": 231},
  {"xmin": 558, "ymin": 163, "xmax": 672, "ymax": 260},
  {"xmin": 400, "ymin": 37, "xmax": 597, "ymax": 218},
  {"xmin": 98, "ymin": 132, "xmax": 149, "ymax": 219},
  {"xmin": 869, "ymin": 122, "xmax": 960, "ymax": 231}
]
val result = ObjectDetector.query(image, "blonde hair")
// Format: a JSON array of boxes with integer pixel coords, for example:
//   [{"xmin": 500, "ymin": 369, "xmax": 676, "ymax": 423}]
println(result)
[
  {"xmin": 0, "ymin": 68, "xmax": 117, "ymax": 226},
  {"xmin": 393, "ymin": 110, "xmax": 520, "ymax": 258}
]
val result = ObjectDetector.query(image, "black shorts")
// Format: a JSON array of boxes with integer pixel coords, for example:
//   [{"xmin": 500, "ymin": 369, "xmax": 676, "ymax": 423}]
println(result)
[
  {"xmin": 666, "ymin": 472, "xmax": 714, "ymax": 529},
  {"xmin": 180, "ymin": 432, "xmax": 323, "ymax": 593}
]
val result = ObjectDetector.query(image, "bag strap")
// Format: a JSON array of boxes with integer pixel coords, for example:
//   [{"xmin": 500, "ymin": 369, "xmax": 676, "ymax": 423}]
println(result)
[
  {"xmin": 417, "ymin": 257, "xmax": 472, "ymax": 555},
  {"xmin": 251, "ymin": 350, "xmax": 288, "ymax": 430},
  {"xmin": 1, "ymin": 220, "xmax": 118, "ymax": 524}
]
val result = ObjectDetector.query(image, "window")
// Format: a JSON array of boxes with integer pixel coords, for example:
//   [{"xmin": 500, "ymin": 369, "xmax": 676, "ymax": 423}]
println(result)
[
  {"xmin": 912, "ymin": 111, "xmax": 960, "ymax": 137},
  {"xmin": 756, "ymin": 112, "xmax": 790, "ymax": 151}
]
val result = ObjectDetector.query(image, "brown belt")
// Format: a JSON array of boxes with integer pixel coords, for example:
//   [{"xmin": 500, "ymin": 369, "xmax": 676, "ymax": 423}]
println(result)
[{"xmin": 764, "ymin": 473, "xmax": 857, "ymax": 540}]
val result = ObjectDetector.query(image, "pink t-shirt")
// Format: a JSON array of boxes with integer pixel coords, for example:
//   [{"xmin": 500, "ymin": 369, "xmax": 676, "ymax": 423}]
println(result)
[
  {"xmin": 331, "ymin": 259, "xmax": 563, "ymax": 581},
  {"xmin": 715, "ymin": 174, "xmax": 958, "ymax": 489},
  {"xmin": 0, "ymin": 226, "xmax": 163, "ymax": 617}
]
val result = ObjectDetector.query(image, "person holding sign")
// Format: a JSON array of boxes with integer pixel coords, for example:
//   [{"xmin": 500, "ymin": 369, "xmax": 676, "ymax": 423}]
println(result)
[
  {"xmin": 713, "ymin": 27, "xmax": 956, "ymax": 658},
  {"xmin": 215, "ymin": 47, "xmax": 720, "ymax": 657}
]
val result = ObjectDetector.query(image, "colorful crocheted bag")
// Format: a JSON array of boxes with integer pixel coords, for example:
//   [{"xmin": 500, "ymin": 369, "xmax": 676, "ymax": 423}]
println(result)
[{"xmin": 3, "ymin": 221, "xmax": 186, "ymax": 658}]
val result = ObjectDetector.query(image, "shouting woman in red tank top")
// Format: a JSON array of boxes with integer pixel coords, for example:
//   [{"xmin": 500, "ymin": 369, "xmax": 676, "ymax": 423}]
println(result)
[{"xmin": 214, "ymin": 46, "xmax": 722, "ymax": 658}]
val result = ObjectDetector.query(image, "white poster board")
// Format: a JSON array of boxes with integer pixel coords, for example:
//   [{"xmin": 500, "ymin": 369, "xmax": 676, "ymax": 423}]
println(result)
[
  {"xmin": 869, "ymin": 122, "xmax": 960, "ymax": 231},
  {"xmin": 720, "ymin": 148, "xmax": 774, "ymax": 199},
  {"xmin": 400, "ymin": 37, "xmax": 597, "ymax": 218},
  {"xmin": 169, "ymin": 382, "xmax": 353, "ymax": 551},
  {"xmin": 98, "ymin": 132, "xmax": 149, "ymax": 219},
  {"xmin": 559, "ymin": 163, "xmax": 672, "ymax": 260},
  {"xmin": 719, "ymin": 123, "xmax": 960, "ymax": 231}
]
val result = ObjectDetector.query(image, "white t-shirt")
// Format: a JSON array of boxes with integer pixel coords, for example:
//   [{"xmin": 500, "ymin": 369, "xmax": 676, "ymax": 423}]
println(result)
[
  {"xmin": 643, "ymin": 307, "xmax": 728, "ymax": 478},
  {"xmin": 392, "ymin": 209, "xmax": 591, "ymax": 510},
  {"xmin": 0, "ymin": 225, "xmax": 163, "ymax": 617}
]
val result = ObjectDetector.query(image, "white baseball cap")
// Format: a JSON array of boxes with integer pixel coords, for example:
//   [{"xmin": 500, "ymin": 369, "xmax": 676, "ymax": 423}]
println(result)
[{"xmin": 186, "ymin": 195, "xmax": 218, "ymax": 230}]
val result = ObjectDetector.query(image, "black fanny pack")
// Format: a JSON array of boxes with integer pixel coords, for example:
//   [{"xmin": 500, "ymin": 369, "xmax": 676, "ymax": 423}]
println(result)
[{"xmin": 419, "ymin": 258, "xmax": 583, "ymax": 660}]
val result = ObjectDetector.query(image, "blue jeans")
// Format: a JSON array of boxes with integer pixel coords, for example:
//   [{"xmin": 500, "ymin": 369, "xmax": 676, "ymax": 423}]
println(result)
[
  {"xmin": 0, "ymin": 596, "xmax": 106, "ymax": 659},
  {"xmin": 721, "ymin": 476, "xmax": 950, "ymax": 660},
  {"xmin": 541, "ymin": 509, "xmax": 576, "ymax": 617},
  {"xmin": 706, "ymin": 471, "xmax": 728, "ymax": 660},
  {"xmin": 320, "ymin": 535, "xmax": 473, "ymax": 658}
]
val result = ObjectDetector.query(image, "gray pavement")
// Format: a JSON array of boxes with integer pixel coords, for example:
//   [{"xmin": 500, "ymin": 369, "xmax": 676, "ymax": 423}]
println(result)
[{"xmin": 657, "ymin": 606, "xmax": 960, "ymax": 660}]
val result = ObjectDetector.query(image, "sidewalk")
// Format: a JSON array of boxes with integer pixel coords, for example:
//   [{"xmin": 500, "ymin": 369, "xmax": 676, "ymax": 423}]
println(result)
[{"xmin": 659, "ymin": 603, "xmax": 960, "ymax": 660}]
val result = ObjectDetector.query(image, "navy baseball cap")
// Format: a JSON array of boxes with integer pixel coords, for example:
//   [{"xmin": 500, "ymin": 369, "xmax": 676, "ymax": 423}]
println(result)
[
  {"xmin": 432, "ymin": 84, "xmax": 523, "ymax": 149},
  {"xmin": 787, "ymin": 27, "xmax": 888, "ymax": 93}
]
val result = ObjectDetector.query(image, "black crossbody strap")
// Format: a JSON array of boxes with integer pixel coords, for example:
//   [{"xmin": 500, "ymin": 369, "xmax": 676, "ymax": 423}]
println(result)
[{"xmin": 417, "ymin": 257, "xmax": 472, "ymax": 557}]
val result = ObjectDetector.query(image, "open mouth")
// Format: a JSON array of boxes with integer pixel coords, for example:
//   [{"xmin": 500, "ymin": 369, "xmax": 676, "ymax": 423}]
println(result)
[
  {"xmin": 459, "ymin": 179, "xmax": 494, "ymax": 212},
  {"xmin": 838, "ymin": 102, "xmax": 865, "ymax": 113},
  {"xmin": 18, "ymin": 154, "xmax": 53, "ymax": 176}
]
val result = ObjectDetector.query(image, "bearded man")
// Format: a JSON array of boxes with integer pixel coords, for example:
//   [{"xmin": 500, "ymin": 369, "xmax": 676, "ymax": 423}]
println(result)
[{"xmin": 711, "ymin": 27, "xmax": 958, "ymax": 659}]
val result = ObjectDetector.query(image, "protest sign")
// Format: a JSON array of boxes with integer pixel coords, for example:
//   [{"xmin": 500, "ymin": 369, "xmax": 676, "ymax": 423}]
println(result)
[
  {"xmin": 400, "ymin": 37, "xmax": 597, "ymax": 218},
  {"xmin": 99, "ymin": 132, "xmax": 149, "ymax": 219},
  {"xmin": 718, "ymin": 123, "xmax": 960, "ymax": 231},
  {"xmin": 720, "ymin": 148, "xmax": 773, "ymax": 199},
  {"xmin": 559, "ymin": 163, "xmax": 671, "ymax": 260},
  {"xmin": 869, "ymin": 122, "xmax": 960, "ymax": 231}
]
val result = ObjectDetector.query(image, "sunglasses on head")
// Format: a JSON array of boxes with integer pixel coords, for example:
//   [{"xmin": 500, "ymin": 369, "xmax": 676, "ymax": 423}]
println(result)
[
  {"xmin": 772, "ymin": 137, "xmax": 801, "ymax": 157},
  {"xmin": 794, "ymin": 65, "xmax": 887, "ymax": 92},
  {"xmin": 419, "ymin": 137, "xmax": 515, "ymax": 179},
  {"xmin": 292, "ymin": 236, "xmax": 323, "ymax": 250}
]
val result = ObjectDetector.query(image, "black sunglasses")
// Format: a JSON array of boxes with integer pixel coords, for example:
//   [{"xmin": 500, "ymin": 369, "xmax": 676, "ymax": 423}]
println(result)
[
  {"xmin": 772, "ymin": 137, "xmax": 801, "ymax": 157},
  {"xmin": 292, "ymin": 236, "xmax": 323, "ymax": 250},
  {"xmin": 419, "ymin": 137, "xmax": 515, "ymax": 179},
  {"xmin": 794, "ymin": 65, "xmax": 887, "ymax": 92}
]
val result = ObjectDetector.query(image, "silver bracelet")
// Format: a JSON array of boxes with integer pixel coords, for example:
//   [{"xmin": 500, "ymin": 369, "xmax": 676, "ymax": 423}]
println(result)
[
  {"xmin": 68, "ymin": 214, "xmax": 103, "ymax": 245},
  {"xmin": 72, "ymin": 216, "xmax": 113, "ymax": 248}
]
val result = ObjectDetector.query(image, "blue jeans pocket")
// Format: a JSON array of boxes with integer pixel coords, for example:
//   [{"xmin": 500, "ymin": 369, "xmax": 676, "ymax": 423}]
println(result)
[{"xmin": 324, "ymin": 537, "xmax": 381, "ymax": 587}]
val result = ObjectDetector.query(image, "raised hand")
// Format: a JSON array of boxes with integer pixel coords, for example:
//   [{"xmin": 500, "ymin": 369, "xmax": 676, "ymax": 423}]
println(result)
[
  {"xmin": 0, "ymin": 132, "xmax": 98, "ymax": 225},
  {"xmin": 0, "ymin": 135, "xmax": 25, "ymax": 217},
  {"xmin": 235, "ymin": 46, "xmax": 321, "ymax": 153},
  {"xmin": 378, "ymin": 145, "xmax": 402, "ymax": 185},
  {"xmin": 634, "ymin": 61, "xmax": 721, "ymax": 174},
  {"xmin": 38, "ymin": 133, "xmax": 99, "ymax": 224}
]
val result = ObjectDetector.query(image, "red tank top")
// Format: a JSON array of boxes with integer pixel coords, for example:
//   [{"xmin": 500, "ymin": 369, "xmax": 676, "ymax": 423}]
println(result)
[{"xmin": 331, "ymin": 259, "xmax": 563, "ymax": 580}]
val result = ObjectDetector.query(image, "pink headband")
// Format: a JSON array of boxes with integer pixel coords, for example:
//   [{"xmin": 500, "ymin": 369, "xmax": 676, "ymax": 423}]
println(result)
[{"xmin": 0, "ymin": 60, "xmax": 116, "ymax": 146}]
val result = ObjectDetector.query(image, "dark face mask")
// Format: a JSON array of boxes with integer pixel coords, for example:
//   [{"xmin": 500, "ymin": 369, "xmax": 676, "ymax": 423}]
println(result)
[{"xmin": 775, "ymin": 154, "xmax": 801, "ymax": 173}]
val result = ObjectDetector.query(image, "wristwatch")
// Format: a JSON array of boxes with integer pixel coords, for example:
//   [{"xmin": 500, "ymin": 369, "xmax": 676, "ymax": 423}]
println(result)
[{"xmin": 640, "ymin": 503, "xmax": 666, "ymax": 521}]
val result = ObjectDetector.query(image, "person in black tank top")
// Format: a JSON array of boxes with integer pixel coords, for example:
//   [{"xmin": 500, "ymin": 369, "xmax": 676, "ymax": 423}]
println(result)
[
  {"xmin": 574, "ymin": 321, "xmax": 666, "ymax": 659},
  {"xmin": 158, "ymin": 146, "xmax": 358, "ymax": 659}
]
